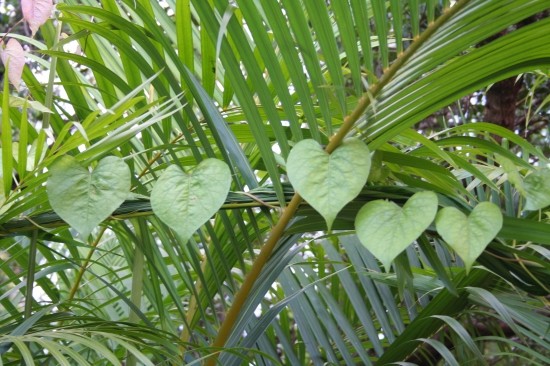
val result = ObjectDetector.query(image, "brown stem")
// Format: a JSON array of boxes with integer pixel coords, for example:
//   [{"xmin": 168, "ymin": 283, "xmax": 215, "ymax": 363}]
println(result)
[{"xmin": 207, "ymin": 194, "xmax": 303, "ymax": 360}]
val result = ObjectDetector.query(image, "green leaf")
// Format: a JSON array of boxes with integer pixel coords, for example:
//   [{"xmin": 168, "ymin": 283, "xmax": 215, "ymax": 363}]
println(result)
[
  {"xmin": 498, "ymin": 156, "xmax": 526, "ymax": 195},
  {"xmin": 7, "ymin": 94, "xmax": 53, "ymax": 113},
  {"xmin": 287, "ymin": 138, "xmax": 371, "ymax": 230},
  {"xmin": 150, "ymin": 159, "xmax": 231, "ymax": 242},
  {"xmin": 47, "ymin": 155, "xmax": 131, "ymax": 239},
  {"xmin": 436, "ymin": 202, "xmax": 503, "ymax": 273},
  {"xmin": 523, "ymin": 168, "xmax": 550, "ymax": 211},
  {"xmin": 355, "ymin": 191, "xmax": 438, "ymax": 271},
  {"xmin": 2, "ymin": 70, "xmax": 13, "ymax": 197}
]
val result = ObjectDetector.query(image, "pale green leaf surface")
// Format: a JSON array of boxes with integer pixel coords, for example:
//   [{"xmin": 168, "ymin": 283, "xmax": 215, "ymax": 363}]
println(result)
[
  {"xmin": 436, "ymin": 202, "xmax": 502, "ymax": 273},
  {"xmin": 151, "ymin": 159, "xmax": 231, "ymax": 243},
  {"xmin": 47, "ymin": 155, "xmax": 131, "ymax": 238},
  {"xmin": 287, "ymin": 138, "xmax": 371, "ymax": 230},
  {"xmin": 523, "ymin": 168, "xmax": 550, "ymax": 211},
  {"xmin": 7, "ymin": 95, "xmax": 52, "ymax": 113},
  {"xmin": 355, "ymin": 191, "xmax": 438, "ymax": 271},
  {"xmin": 498, "ymin": 156, "xmax": 526, "ymax": 195}
]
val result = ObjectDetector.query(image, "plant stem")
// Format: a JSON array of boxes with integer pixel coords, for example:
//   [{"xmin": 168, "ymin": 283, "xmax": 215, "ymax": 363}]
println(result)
[
  {"xmin": 43, "ymin": 19, "xmax": 63, "ymax": 130},
  {"xmin": 67, "ymin": 226, "xmax": 108, "ymax": 301},
  {"xmin": 24, "ymin": 230, "xmax": 38, "ymax": 319},
  {"xmin": 126, "ymin": 220, "xmax": 146, "ymax": 366},
  {"xmin": 206, "ymin": 193, "xmax": 303, "ymax": 361},
  {"xmin": 204, "ymin": 1, "xmax": 471, "ymax": 364}
]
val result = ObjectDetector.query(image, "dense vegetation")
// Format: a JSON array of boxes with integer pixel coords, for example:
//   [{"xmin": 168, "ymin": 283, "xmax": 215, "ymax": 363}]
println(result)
[{"xmin": 1, "ymin": 0, "xmax": 549, "ymax": 365}]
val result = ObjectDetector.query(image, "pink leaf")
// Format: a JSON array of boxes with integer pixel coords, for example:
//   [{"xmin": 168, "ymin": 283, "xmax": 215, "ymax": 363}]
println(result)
[
  {"xmin": 0, "ymin": 39, "xmax": 26, "ymax": 91},
  {"xmin": 22, "ymin": 0, "xmax": 54, "ymax": 36}
]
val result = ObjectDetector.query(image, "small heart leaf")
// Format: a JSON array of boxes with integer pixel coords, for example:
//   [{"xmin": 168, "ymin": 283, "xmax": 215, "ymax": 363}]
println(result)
[
  {"xmin": 0, "ymin": 39, "xmax": 25, "ymax": 91},
  {"xmin": 436, "ymin": 202, "xmax": 502, "ymax": 273},
  {"xmin": 151, "ymin": 159, "xmax": 231, "ymax": 242},
  {"xmin": 523, "ymin": 168, "xmax": 550, "ymax": 211},
  {"xmin": 47, "ymin": 155, "xmax": 131, "ymax": 239},
  {"xmin": 287, "ymin": 138, "xmax": 371, "ymax": 230},
  {"xmin": 355, "ymin": 191, "xmax": 438, "ymax": 271}
]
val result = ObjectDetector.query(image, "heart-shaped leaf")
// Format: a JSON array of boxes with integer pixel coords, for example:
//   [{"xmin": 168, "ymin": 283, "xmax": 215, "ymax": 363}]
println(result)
[
  {"xmin": 0, "ymin": 39, "xmax": 25, "ymax": 91},
  {"xmin": 22, "ymin": 0, "xmax": 54, "ymax": 36},
  {"xmin": 523, "ymin": 168, "xmax": 550, "ymax": 211},
  {"xmin": 151, "ymin": 159, "xmax": 231, "ymax": 242},
  {"xmin": 47, "ymin": 155, "xmax": 131, "ymax": 239},
  {"xmin": 287, "ymin": 138, "xmax": 371, "ymax": 230},
  {"xmin": 436, "ymin": 202, "xmax": 502, "ymax": 273},
  {"xmin": 355, "ymin": 191, "xmax": 438, "ymax": 271}
]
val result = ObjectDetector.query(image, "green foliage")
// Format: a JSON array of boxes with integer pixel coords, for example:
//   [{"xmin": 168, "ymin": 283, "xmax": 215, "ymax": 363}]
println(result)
[
  {"xmin": 522, "ymin": 168, "xmax": 550, "ymax": 211},
  {"xmin": 0, "ymin": 0, "xmax": 549, "ymax": 365}
]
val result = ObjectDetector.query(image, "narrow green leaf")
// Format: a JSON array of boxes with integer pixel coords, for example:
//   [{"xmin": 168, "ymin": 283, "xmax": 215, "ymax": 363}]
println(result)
[
  {"xmin": 436, "ymin": 202, "xmax": 503, "ymax": 273},
  {"xmin": 417, "ymin": 338, "xmax": 460, "ymax": 366},
  {"xmin": 260, "ymin": 0, "xmax": 320, "ymax": 140},
  {"xmin": 47, "ymin": 155, "xmax": 131, "ymax": 239},
  {"xmin": 466, "ymin": 286, "xmax": 522, "ymax": 337},
  {"xmin": 191, "ymin": 1, "xmax": 287, "ymax": 203},
  {"xmin": 180, "ymin": 66, "xmax": 258, "ymax": 189},
  {"xmin": 432, "ymin": 315, "xmax": 486, "ymax": 362},
  {"xmin": 417, "ymin": 235, "xmax": 457, "ymax": 296},
  {"xmin": 303, "ymin": 0, "xmax": 346, "ymax": 115},
  {"xmin": 17, "ymin": 101, "xmax": 29, "ymax": 178},
  {"xmin": 355, "ymin": 191, "xmax": 438, "ymax": 271},
  {"xmin": 287, "ymin": 138, "xmax": 371, "ymax": 230},
  {"xmin": 2, "ymin": 74, "xmax": 13, "ymax": 196},
  {"xmin": 201, "ymin": 0, "xmax": 217, "ymax": 96},
  {"xmin": 279, "ymin": 0, "xmax": 333, "ymax": 136},
  {"xmin": 390, "ymin": 0, "xmax": 403, "ymax": 54},
  {"xmin": 371, "ymin": 0, "xmax": 389, "ymax": 68},
  {"xmin": 150, "ymin": 159, "xmax": 231, "ymax": 243},
  {"xmin": 11, "ymin": 340, "xmax": 35, "ymax": 365},
  {"xmin": 7, "ymin": 95, "xmax": 52, "ymax": 113},
  {"xmin": 332, "ymin": 0, "xmax": 363, "ymax": 95},
  {"xmin": 237, "ymin": 0, "xmax": 303, "ymax": 141}
]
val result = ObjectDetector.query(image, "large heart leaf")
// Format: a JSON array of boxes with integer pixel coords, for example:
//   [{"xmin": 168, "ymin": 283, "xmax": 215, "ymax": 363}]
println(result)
[
  {"xmin": 22, "ymin": 0, "xmax": 54, "ymax": 36},
  {"xmin": 47, "ymin": 155, "xmax": 131, "ymax": 239},
  {"xmin": 355, "ymin": 191, "xmax": 438, "ymax": 271},
  {"xmin": 523, "ymin": 168, "xmax": 550, "ymax": 211},
  {"xmin": 436, "ymin": 202, "xmax": 502, "ymax": 273},
  {"xmin": 287, "ymin": 138, "xmax": 371, "ymax": 230},
  {"xmin": 150, "ymin": 159, "xmax": 231, "ymax": 242}
]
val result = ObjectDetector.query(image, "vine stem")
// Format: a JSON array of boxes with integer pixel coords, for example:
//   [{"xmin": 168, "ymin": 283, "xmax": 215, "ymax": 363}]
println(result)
[
  {"xmin": 204, "ymin": 1, "xmax": 470, "ymax": 364},
  {"xmin": 42, "ymin": 19, "xmax": 63, "ymax": 130},
  {"xmin": 24, "ymin": 230, "xmax": 38, "ymax": 319},
  {"xmin": 67, "ymin": 226, "xmax": 108, "ymax": 301}
]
